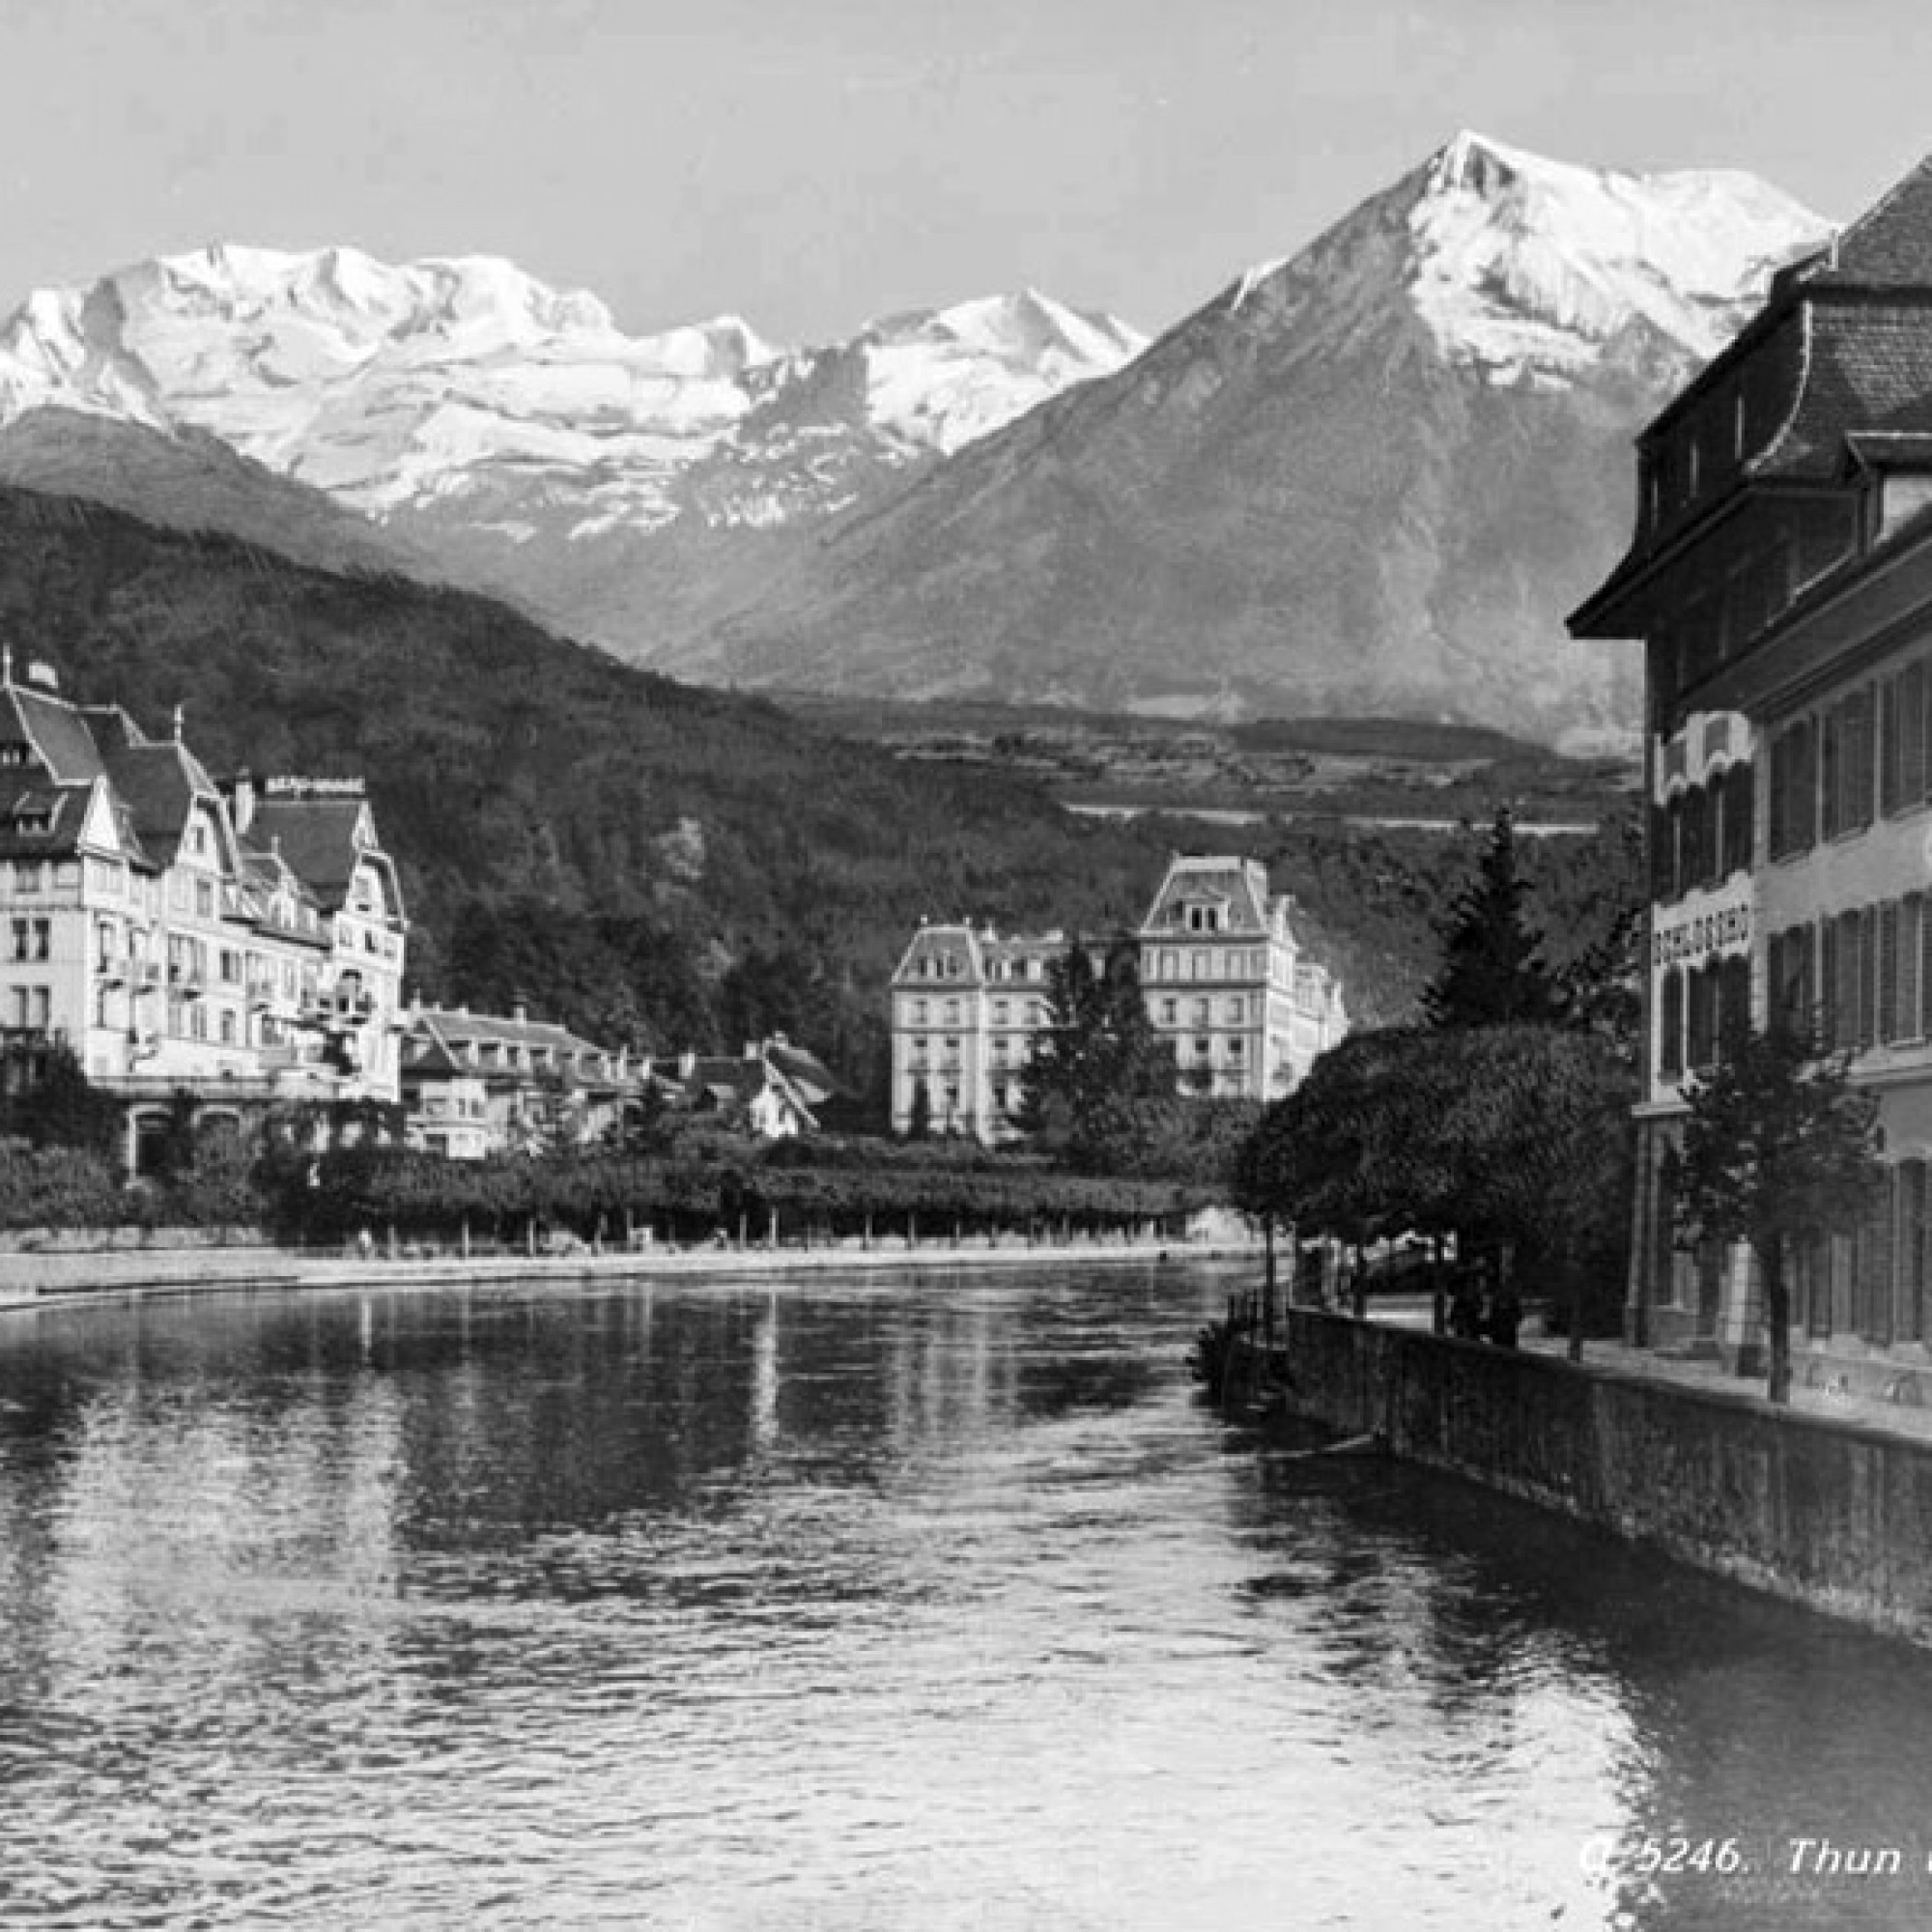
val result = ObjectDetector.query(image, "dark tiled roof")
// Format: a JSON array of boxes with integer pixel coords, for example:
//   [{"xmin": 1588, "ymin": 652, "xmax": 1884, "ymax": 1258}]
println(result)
[
  {"xmin": 6, "ymin": 686, "xmax": 107, "ymax": 783},
  {"xmin": 1824, "ymin": 155, "xmax": 1932, "ymax": 284},
  {"xmin": 767, "ymin": 1039, "xmax": 838, "ymax": 1100},
  {"xmin": 1140, "ymin": 857, "xmax": 1271, "ymax": 934},
  {"xmin": 1755, "ymin": 298, "xmax": 1932, "ymax": 478},
  {"xmin": 0, "ymin": 781, "xmax": 88, "ymax": 859},
  {"xmin": 245, "ymin": 798, "xmax": 366, "ymax": 910},
  {"xmin": 100, "ymin": 740, "xmax": 213, "ymax": 867},
  {"xmin": 410, "ymin": 1007, "xmax": 612, "ymax": 1060}
]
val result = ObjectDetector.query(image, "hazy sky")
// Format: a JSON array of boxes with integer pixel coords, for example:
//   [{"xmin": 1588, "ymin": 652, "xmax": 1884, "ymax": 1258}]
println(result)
[{"xmin": 2, "ymin": 0, "xmax": 1928, "ymax": 345}]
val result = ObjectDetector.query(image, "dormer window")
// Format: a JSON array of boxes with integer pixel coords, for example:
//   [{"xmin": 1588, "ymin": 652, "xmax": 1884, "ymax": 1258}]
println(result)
[{"xmin": 1185, "ymin": 903, "xmax": 1223, "ymax": 932}]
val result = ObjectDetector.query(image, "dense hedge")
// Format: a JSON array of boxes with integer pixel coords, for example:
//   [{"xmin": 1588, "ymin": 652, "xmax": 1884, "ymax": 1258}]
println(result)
[{"xmin": 268, "ymin": 1140, "xmax": 1213, "ymax": 1248}]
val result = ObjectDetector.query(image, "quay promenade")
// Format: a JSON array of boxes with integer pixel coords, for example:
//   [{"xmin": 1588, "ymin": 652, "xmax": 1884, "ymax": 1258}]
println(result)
[
  {"xmin": 0, "ymin": 1231, "xmax": 1253, "ymax": 1318},
  {"xmin": 1280, "ymin": 1304, "xmax": 1932, "ymax": 1644}
]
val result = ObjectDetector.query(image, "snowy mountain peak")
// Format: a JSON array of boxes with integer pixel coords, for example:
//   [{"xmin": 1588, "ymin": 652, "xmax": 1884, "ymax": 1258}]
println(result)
[
  {"xmin": 0, "ymin": 242, "xmax": 1142, "ymax": 530},
  {"xmin": 1397, "ymin": 133, "xmax": 1833, "ymax": 380}
]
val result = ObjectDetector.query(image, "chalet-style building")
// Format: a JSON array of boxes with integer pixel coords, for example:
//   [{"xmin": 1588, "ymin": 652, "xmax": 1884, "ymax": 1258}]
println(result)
[
  {"xmin": 887, "ymin": 855, "xmax": 1347, "ymax": 1140},
  {"xmin": 0, "ymin": 657, "xmax": 406, "ymax": 1168},
  {"xmin": 402, "ymin": 1009, "xmax": 838, "ymax": 1157},
  {"xmin": 670, "ymin": 1037, "xmax": 838, "ymax": 1139},
  {"xmin": 1572, "ymin": 154, "xmax": 1932, "ymax": 1383}
]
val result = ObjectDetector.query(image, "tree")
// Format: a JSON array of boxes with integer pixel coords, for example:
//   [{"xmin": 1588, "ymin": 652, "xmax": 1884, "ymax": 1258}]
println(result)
[
  {"xmin": 1422, "ymin": 807, "xmax": 1562, "ymax": 1030},
  {"xmin": 0, "ymin": 1037, "xmax": 122, "ymax": 1155},
  {"xmin": 1019, "ymin": 939, "xmax": 1179, "ymax": 1172},
  {"xmin": 1235, "ymin": 1023, "xmax": 1634, "ymax": 1346},
  {"xmin": 1673, "ymin": 1023, "xmax": 1886, "ymax": 1405}
]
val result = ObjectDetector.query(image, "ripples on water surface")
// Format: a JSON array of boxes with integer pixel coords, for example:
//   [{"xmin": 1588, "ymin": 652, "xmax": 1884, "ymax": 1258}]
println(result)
[{"xmin": 5, "ymin": 1264, "xmax": 1932, "ymax": 1929}]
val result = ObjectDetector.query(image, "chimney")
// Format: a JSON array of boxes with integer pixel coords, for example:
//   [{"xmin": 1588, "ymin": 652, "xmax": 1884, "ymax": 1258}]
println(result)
[
  {"xmin": 678, "ymin": 1049, "xmax": 696, "ymax": 1080},
  {"xmin": 25, "ymin": 661, "xmax": 58, "ymax": 695},
  {"xmin": 229, "ymin": 769, "xmax": 257, "ymax": 835}
]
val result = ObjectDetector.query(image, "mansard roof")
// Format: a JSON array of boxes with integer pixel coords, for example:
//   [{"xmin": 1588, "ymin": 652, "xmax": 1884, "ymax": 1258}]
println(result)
[
  {"xmin": 893, "ymin": 921, "xmax": 984, "ymax": 984},
  {"xmin": 1138, "ymin": 854, "xmax": 1275, "ymax": 935},
  {"xmin": 1575, "ymin": 150, "xmax": 1932, "ymax": 636}
]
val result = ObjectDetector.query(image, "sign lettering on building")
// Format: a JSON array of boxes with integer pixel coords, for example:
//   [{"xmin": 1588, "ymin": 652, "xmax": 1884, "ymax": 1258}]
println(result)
[{"xmin": 1652, "ymin": 898, "xmax": 1751, "ymax": 970}]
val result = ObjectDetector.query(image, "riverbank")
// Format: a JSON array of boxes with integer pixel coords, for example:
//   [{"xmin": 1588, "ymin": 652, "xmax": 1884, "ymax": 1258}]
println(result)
[
  {"xmin": 0, "ymin": 1233, "xmax": 1256, "ymax": 1318},
  {"xmin": 1271, "ymin": 1306, "xmax": 1932, "ymax": 1646}
]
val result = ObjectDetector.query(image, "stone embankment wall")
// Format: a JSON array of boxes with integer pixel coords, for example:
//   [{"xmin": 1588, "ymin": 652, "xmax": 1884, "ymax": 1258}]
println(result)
[{"xmin": 1282, "ymin": 1309, "xmax": 1932, "ymax": 1644}]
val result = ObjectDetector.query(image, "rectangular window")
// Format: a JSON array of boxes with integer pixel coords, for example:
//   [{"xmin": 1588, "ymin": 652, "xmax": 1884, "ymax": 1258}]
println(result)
[
  {"xmin": 1902, "ymin": 1161, "xmax": 1929, "ymax": 1344},
  {"xmin": 1882, "ymin": 902, "xmax": 1903, "ymax": 1042},
  {"xmin": 1892, "ymin": 662, "xmax": 1926, "ymax": 811},
  {"xmin": 1883, "ymin": 672, "xmax": 1905, "ymax": 815},
  {"xmin": 1858, "ymin": 907, "xmax": 1879, "ymax": 1050},
  {"xmin": 1661, "ymin": 970, "xmax": 1684, "ymax": 1078},
  {"xmin": 1905, "ymin": 896, "xmax": 1925, "ymax": 1041},
  {"xmin": 1821, "ymin": 917, "xmax": 1842, "ymax": 1051}
]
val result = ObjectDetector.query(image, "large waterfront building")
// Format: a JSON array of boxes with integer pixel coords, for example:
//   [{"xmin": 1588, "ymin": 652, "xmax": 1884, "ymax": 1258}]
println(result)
[
  {"xmin": 1571, "ymin": 154, "xmax": 1932, "ymax": 1380},
  {"xmin": 1135, "ymin": 855, "xmax": 1348, "ymax": 1101},
  {"xmin": 887, "ymin": 855, "xmax": 1346, "ymax": 1139},
  {"xmin": 0, "ymin": 657, "xmax": 408, "ymax": 1167}
]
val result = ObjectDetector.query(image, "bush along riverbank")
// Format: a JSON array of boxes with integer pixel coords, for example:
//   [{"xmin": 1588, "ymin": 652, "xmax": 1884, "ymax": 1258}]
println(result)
[{"xmin": 1, "ymin": 1128, "xmax": 1221, "ymax": 1257}]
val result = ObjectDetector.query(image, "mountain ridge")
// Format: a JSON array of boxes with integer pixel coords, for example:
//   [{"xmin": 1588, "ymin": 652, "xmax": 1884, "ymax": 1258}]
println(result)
[{"xmin": 0, "ymin": 134, "xmax": 1835, "ymax": 740}]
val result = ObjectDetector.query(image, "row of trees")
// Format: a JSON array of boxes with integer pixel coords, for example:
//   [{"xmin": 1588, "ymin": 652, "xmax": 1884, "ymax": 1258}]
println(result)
[
  {"xmin": 1232, "ymin": 809, "xmax": 1639, "ymax": 1345},
  {"xmin": 1230, "ymin": 807, "xmax": 1891, "ymax": 1404}
]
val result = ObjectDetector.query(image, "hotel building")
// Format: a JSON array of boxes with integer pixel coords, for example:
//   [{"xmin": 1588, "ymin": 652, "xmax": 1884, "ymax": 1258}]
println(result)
[
  {"xmin": 888, "ymin": 855, "xmax": 1346, "ymax": 1140},
  {"xmin": 0, "ymin": 657, "xmax": 408, "ymax": 1168},
  {"xmin": 1572, "ymin": 154, "xmax": 1932, "ymax": 1382}
]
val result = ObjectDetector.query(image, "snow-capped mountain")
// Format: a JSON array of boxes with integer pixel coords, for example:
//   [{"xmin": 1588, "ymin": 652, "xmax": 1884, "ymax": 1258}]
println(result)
[
  {"xmin": 690, "ymin": 133, "xmax": 1833, "ymax": 739},
  {"xmin": 0, "ymin": 245, "xmax": 1145, "ymax": 547},
  {"xmin": 0, "ymin": 134, "xmax": 1833, "ymax": 739}
]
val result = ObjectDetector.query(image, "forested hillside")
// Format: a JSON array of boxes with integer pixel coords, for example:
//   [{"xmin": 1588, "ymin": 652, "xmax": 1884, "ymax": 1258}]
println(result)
[
  {"xmin": 0, "ymin": 484, "xmax": 1642, "ymax": 1110},
  {"xmin": 0, "ymin": 486, "xmax": 1177, "ymax": 1104}
]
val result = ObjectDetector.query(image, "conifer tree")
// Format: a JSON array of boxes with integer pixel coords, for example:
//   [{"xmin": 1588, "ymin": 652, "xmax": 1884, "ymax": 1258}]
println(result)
[
  {"xmin": 1020, "ymin": 938, "xmax": 1179, "ymax": 1171},
  {"xmin": 1422, "ymin": 806, "xmax": 1561, "ymax": 1030}
]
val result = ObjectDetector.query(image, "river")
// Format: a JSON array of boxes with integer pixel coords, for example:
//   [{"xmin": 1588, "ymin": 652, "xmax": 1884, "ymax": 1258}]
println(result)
[{"xmin": 3, "ymin": 1261, "xmax": 1932, "ymax": 1929}]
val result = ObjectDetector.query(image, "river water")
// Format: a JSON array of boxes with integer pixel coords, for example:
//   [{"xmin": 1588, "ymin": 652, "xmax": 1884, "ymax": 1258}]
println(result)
[{"xmin": 4, "ymin": 1261, "xmax": 1932, "ymax": 1930}]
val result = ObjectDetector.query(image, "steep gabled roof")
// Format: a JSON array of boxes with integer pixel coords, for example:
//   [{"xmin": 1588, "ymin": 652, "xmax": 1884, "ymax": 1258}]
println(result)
[
  {"xmin": 245, "ymin": 797, "xmax": 372, "ymax": 912},
  {"xmin": 1823, "ymin": 154, "xmax": 1932, "ymax": 285},
  {"xmin": 3, "ymin": 684, "xmax": 108, "ymax": 784},
  {"xmin": 100, "ymin": 738, "xmax": 220, "ymax": 868}
]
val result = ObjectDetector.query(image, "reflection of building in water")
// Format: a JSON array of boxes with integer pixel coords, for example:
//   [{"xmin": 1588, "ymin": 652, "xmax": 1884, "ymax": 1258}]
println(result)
[
  {"xmin": 888, "ymin": 855, "xmax": 1347, "ymax": 1140},
  {"xmin": 1572, "ymin": 149, "xmax": 1932, "ymax": 1385}
]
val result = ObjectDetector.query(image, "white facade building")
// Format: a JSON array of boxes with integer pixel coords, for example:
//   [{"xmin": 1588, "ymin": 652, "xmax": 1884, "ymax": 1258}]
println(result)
[
  {"xmin": 888, "ymin": 856, "xmax": 1347, "ymax": 1139},
  {"xmin": 0, "ymin": 659, "xmax": 407, "ymax": 1167}
]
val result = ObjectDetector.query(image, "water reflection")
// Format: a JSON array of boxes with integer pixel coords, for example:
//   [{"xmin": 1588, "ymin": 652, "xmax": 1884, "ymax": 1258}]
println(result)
[{"xmin": 1, "ymin": 1265, "xmax": 1930, "ymax": 1928}]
